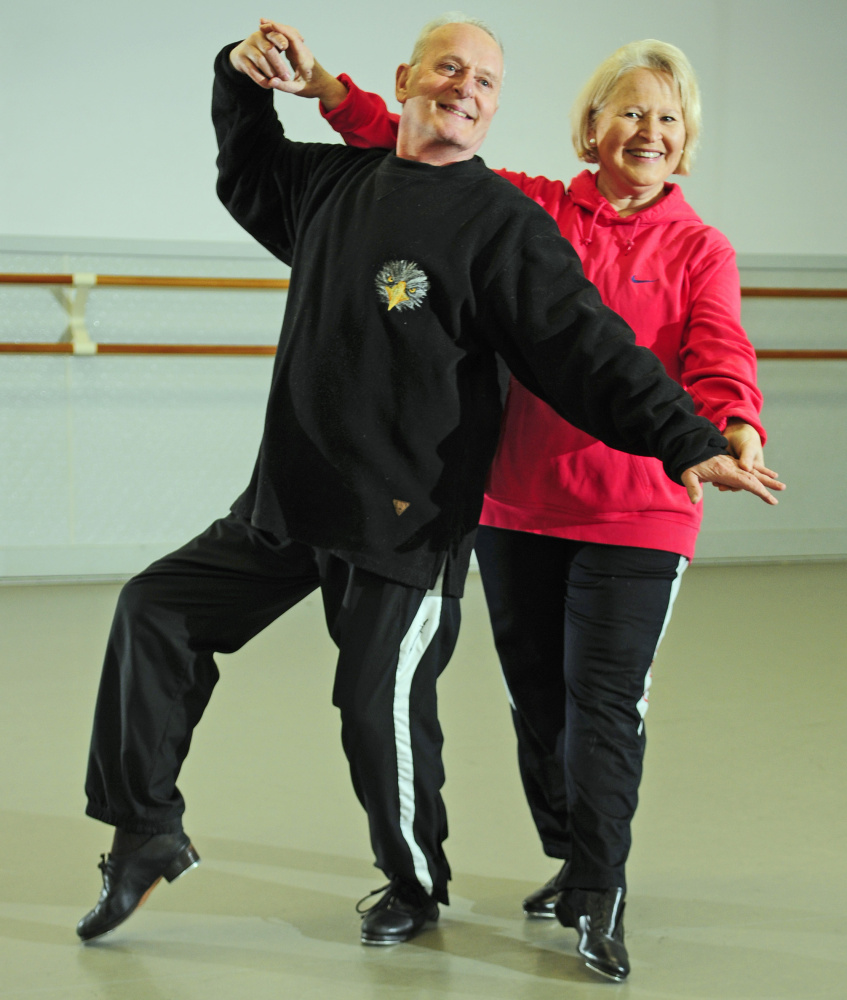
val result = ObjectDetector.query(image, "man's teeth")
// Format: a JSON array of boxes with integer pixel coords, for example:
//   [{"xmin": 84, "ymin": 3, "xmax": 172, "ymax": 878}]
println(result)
[{"xmin": 442, "ymin": 106, "xmax": 471, "ymax": 119}]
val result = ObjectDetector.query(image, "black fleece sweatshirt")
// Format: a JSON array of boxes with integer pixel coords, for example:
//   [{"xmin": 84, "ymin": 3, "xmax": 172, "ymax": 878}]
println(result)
[{"xmin": 212, "ymin": 46, "xmax": 726, "ymax": 596}]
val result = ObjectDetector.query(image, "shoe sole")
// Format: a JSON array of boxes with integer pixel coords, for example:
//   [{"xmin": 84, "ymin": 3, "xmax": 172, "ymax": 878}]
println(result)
[
  {"xmin": 79, "ymin": 844, "xmax": 200, "ymax": 943},
  {"xmin": 522, "ymin": 905, "xmax": 557, "ymax": 919},
  {"xmin": 583, "ymin": 958, "xmax": 628, "ymax": 983},
  {"xmin": 360, "ymin": 917, "xmax": 438, "ymax": 946}
]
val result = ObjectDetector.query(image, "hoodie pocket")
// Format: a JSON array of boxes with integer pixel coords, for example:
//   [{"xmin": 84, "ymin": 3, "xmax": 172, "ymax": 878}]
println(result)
[{"xmin": 551, "ymin": 438, "xmax": 657, "ymax": 517}]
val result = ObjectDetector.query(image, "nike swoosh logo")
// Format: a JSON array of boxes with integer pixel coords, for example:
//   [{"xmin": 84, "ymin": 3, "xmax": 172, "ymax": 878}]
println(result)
[{"xmin": 631, "ymin": 276, "xmax": 658, "ymax": 283}]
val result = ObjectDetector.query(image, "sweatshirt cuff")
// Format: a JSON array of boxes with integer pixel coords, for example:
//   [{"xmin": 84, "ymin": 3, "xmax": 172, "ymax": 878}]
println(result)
[{"xmin": 320, "ymin": 74, "xmax": 364, "ymax": 127}]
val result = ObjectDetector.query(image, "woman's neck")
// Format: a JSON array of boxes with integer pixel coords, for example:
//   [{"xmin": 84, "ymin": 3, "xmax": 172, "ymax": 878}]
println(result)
[{"xmin": 595, "ymin": 172, "xmax": 668, "ymax": 218}]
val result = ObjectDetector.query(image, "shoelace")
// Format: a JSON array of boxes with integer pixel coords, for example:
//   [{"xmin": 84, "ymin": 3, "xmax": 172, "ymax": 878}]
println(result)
[{"xmin": 355, "ymin": 882, "xmax": 393, "ymax": 915}]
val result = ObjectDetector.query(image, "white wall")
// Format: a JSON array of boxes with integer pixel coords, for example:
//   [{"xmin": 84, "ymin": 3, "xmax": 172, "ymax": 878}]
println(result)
[{"xmin": 1, "ymin": 0, "xmax": 846, "ymax": 254}]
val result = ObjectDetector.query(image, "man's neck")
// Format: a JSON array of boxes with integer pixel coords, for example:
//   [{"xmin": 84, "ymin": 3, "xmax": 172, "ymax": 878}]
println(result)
[
  {"xmin": 395, "ymin": 124, "xmax": 478, "ymax": 167},
  {"xmin": 394, "ymin": 144, "xmax": 477, "ymax": 166}
]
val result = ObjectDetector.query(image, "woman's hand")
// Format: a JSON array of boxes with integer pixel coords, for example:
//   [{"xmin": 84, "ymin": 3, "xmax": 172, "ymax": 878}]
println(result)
[{"xmin": 723, "ymin": 418, "xmax": 766, "ymax": 469}]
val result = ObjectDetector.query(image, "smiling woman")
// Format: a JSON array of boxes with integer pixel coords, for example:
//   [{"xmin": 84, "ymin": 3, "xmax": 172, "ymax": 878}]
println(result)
[
  {"xmin": 573, "ymin": 38, "xmax": 701, "ymax": 215},
  {"xmin": 586, "ymin": 69, "xmax": 686, "ymax": 214}
]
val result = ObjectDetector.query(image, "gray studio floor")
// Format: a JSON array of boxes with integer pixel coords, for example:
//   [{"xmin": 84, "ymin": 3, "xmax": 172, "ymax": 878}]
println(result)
[{"xmin": 1, "ymin": 560, "xmax": 845, "ymax": 1000}]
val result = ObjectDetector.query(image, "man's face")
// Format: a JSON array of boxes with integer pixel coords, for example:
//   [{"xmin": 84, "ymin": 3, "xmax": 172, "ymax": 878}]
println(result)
[{"xmin": 395, "ymin": 23, "xmax": 503, "ymax": 164}]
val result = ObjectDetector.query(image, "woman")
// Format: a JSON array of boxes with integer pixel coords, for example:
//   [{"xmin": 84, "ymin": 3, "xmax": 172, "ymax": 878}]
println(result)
[{"xmin": 303, "ymin": 32, "xmax": 770, "ymax": 982}]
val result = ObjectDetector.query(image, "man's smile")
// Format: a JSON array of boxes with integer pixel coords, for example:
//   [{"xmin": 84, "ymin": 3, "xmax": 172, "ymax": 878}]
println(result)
[{"xmin": 439, "ymin": 103, "xmax": 474, "ymax": 120}]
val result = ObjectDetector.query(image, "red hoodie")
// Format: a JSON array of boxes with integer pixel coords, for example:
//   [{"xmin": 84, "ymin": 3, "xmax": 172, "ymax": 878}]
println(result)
[{"xmin": 323, "ymin": 76, "xmax": 765, "ymax": 559}]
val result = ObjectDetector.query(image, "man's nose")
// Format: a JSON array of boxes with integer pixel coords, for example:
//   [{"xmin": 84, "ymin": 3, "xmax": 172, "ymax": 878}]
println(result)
[{"xmin": 452, "ymin": 69, "xmax": 474, "ymax": 97}]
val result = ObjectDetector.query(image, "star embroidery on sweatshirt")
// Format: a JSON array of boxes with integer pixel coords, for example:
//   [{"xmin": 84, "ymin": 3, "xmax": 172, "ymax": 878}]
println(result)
[
  {"xmin": 375, "ymin": 261, "xmax": 430, "ymax": 312},
  {"xmin": 393, "ymin": 499, "xmax": 411, "ymax": 516}
]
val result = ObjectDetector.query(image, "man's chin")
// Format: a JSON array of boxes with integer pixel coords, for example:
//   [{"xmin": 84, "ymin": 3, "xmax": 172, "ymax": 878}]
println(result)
[{"xmin": 434, "ymin": 120, "xmax": 484, "ymax": 150}]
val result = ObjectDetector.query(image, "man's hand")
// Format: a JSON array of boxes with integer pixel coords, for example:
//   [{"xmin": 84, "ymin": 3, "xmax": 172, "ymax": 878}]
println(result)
[
  {"xmin": 681, "ymin": 452, "xmax": 785, "ymax": 505},
  {"xmin": 711, "ymin": 419, "xmax": 776, "ymax": 493},
  {"xmin": 229, "ymin": 20, "xmax": 347, "ymax": 106}
]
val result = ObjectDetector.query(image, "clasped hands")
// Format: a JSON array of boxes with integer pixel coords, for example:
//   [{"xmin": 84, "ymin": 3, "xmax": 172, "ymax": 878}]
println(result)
[
  {"xmin": 229, "ymin": 19, "xmax": 345, "ymax": 105},
  {"xmin": 682, "ymin": 421, "xmax": 784, "ymax": 505}
]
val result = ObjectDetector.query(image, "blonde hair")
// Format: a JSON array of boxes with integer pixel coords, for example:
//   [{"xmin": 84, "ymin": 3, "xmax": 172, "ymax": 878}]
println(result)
[
  {"xmin": 571, "ymin": 39, "xmax": 701, "ymax": 175},
  {"xmin": 409, "ymin": 12, "xmax": 503, "ymax": 67}
]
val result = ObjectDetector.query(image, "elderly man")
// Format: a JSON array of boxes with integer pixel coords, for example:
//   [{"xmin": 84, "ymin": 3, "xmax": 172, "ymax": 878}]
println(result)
[{"xmin": 77, "ymin": 15, "xmax": 779, "ymax": 952}]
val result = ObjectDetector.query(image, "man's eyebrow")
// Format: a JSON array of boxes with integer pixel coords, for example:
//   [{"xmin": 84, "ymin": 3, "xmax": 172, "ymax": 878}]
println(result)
[{"xmin": 437, "ymin": 52, "xmax": 501, "ymax": 80}]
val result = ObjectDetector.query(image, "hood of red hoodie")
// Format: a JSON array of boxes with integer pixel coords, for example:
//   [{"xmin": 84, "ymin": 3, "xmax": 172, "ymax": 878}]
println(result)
[{"xmin": 567, "ymin": 169, "xmax": 703, "ymax": 227}]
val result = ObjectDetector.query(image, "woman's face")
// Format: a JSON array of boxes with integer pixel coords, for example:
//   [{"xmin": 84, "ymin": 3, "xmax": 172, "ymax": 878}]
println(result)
[{"xmin": 589, "ymin": 68, "xmax": 686, "ymax": 206}]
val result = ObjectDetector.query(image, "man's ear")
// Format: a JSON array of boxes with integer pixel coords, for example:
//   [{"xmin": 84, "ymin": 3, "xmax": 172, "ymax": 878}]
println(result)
[{"xmin": 395, "ymin": 63, "xmax": 411, "ymax": 103}]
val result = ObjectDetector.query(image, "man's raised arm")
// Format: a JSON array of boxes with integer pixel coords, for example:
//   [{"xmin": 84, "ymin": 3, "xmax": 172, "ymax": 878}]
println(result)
[{"xmin": 213, "ymin": 21, "xmax": 343, "ymax": 264}]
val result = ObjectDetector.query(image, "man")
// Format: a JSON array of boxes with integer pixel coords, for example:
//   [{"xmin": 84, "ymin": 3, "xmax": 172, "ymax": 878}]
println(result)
[{"xmin": 76, "ymin": 15, "xmax": 780, "ymax": 952}]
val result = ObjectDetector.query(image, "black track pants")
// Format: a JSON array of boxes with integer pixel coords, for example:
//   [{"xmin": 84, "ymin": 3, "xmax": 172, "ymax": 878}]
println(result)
[
  {"xmin": 475, "ymin": 526, "xmax": 687, "ymax": 890},
  {"xmin": 85, "ymin": 515, "xmax": 459, "ymax": 902}
]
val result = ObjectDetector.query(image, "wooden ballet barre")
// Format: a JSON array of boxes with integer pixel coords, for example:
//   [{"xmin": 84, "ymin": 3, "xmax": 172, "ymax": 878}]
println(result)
[
  {"xmin": 1, "ymin": 343, "xmax": 845, "ymax": 359},
  {"xmin": 754, "ymin": 350, "xmax": 847, "ymax": 360},
  {"xmin": 0, "ymin": 343, "xmax": 277, "ymax": 355},
  {"xmin": 741, "ymin": 287, "xmax": 847, "ymax": 299},
  {"xmin": 97, "ymin": 275, "xmax": 289, "ymax": 289},
  {"xmin": 0, "ymin": 272, "xmax": 290, "ymax": 352},
  {"xmin": 0, "ymin": 273, "xmax": 289, "ymax": 289},
  {"xmin": 0, "ymin": 272, "xmax": 844, "ymax": 296},
  {"xmin": 0, "ymin": 272, "xmax": 844, "ymax": 357}
]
